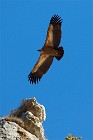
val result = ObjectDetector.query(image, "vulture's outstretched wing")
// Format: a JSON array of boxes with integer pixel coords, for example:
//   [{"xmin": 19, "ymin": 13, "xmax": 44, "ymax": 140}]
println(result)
[
  {"xmin": 28, "ymin": 54, "xmax": 54, "ymax": 84},
  {"xmin": 44, "ymin": 15, "xmax": 62, "ymax": 48}
]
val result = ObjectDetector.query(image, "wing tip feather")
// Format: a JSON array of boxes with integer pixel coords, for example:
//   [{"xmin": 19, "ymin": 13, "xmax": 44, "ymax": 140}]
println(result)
[
  {"xmin": 28, "ymin": 73, "xmax": 41, "ymax": 84},
  {"xmin": 50, "ymin": 14, "xmax": 62, "ymax": 25}
]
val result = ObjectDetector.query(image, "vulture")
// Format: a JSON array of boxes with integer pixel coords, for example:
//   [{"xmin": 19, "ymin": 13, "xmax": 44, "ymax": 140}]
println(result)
[{"xmin": 28, "ymin": 15, "xmax": 64, "ymax": 84}]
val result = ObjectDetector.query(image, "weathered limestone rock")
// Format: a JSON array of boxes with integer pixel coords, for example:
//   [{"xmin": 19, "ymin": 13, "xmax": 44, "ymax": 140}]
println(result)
[
  {"xmin": 0, "ymin": 97, "xmax": 82, "ymax": 140},
  {"xmin": 0, "ymin": 118, "xmax": 39, "ymax": 140},
  {"xmin": 65, "ymin": 134, "xmax": 82, "ymax": 140},
  {"xmin": 10, "ymin": 97, "xmax": 46, "ymax": 122},
  {"xmin": 0, "ymin": 98, "xmax": 46, "ymax": 140}
]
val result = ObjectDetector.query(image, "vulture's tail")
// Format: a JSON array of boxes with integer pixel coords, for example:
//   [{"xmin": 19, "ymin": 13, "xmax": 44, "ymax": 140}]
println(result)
[{"xmin": 55, "ymin": 46, "xmax": 64, "ymax": 61}]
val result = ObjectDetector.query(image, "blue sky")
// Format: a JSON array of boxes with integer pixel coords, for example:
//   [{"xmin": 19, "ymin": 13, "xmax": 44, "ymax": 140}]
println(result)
[{"xmin": 0, "ymin": 0, "xmax": 93, "ymax": 140}]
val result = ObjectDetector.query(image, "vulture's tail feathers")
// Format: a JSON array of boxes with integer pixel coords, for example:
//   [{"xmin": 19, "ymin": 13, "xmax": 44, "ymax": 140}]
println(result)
[{"xmin": 55, "ymin": 46, "xmax": 64, "ymax": 61}]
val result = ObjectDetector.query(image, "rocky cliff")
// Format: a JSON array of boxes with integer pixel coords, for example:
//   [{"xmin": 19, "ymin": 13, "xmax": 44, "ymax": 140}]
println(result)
[
  {"xmin": 0, "ymin": 98, "xmax": 46, "ymax": 140},
  {"xmin": 0, "ymin": 98, "xmax": 82, "ymax": 140}
]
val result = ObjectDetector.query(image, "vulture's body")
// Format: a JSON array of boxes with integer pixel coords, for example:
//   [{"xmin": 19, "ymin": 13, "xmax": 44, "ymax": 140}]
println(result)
[{"xmin": 28, "ymin": 15, "xmax": 64, "ymax": 84}]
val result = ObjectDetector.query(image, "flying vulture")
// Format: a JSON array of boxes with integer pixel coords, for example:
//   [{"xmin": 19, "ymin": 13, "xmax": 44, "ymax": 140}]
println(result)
[{"xmin": 28, "ymin": 15, "xmax": 64, "ymax": 84}]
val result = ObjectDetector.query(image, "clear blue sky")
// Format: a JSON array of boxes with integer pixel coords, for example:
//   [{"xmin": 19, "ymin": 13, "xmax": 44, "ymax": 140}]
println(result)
[{"xmin": 0, "ymin": 0, "xmax": 93, "ymax": 140}]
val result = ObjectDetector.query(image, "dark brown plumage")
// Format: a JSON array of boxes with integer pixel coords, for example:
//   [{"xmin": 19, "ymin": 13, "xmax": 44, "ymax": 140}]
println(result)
[{"xmin": 28, "ymin": 15, "xmax": 64, "ymax": 84}]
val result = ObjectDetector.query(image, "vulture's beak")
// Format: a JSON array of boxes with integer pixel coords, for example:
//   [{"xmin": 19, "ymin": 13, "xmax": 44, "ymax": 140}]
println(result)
[{"xmin": 37, "ymin": 49, "xmax": 44, "ymax": 54}]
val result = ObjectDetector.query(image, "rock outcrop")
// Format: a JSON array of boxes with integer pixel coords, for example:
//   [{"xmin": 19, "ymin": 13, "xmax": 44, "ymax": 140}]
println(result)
[
  {"xmin": 0, "ymin": 97, "xmax": 82, "ymax": 140},
  {"xmin": 0, "ymin": 97, "xmax": 46, "ymax": 140},
  {"xmin": 65, "ymin": 134, "xmax": 82, "ymax": 140}
]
